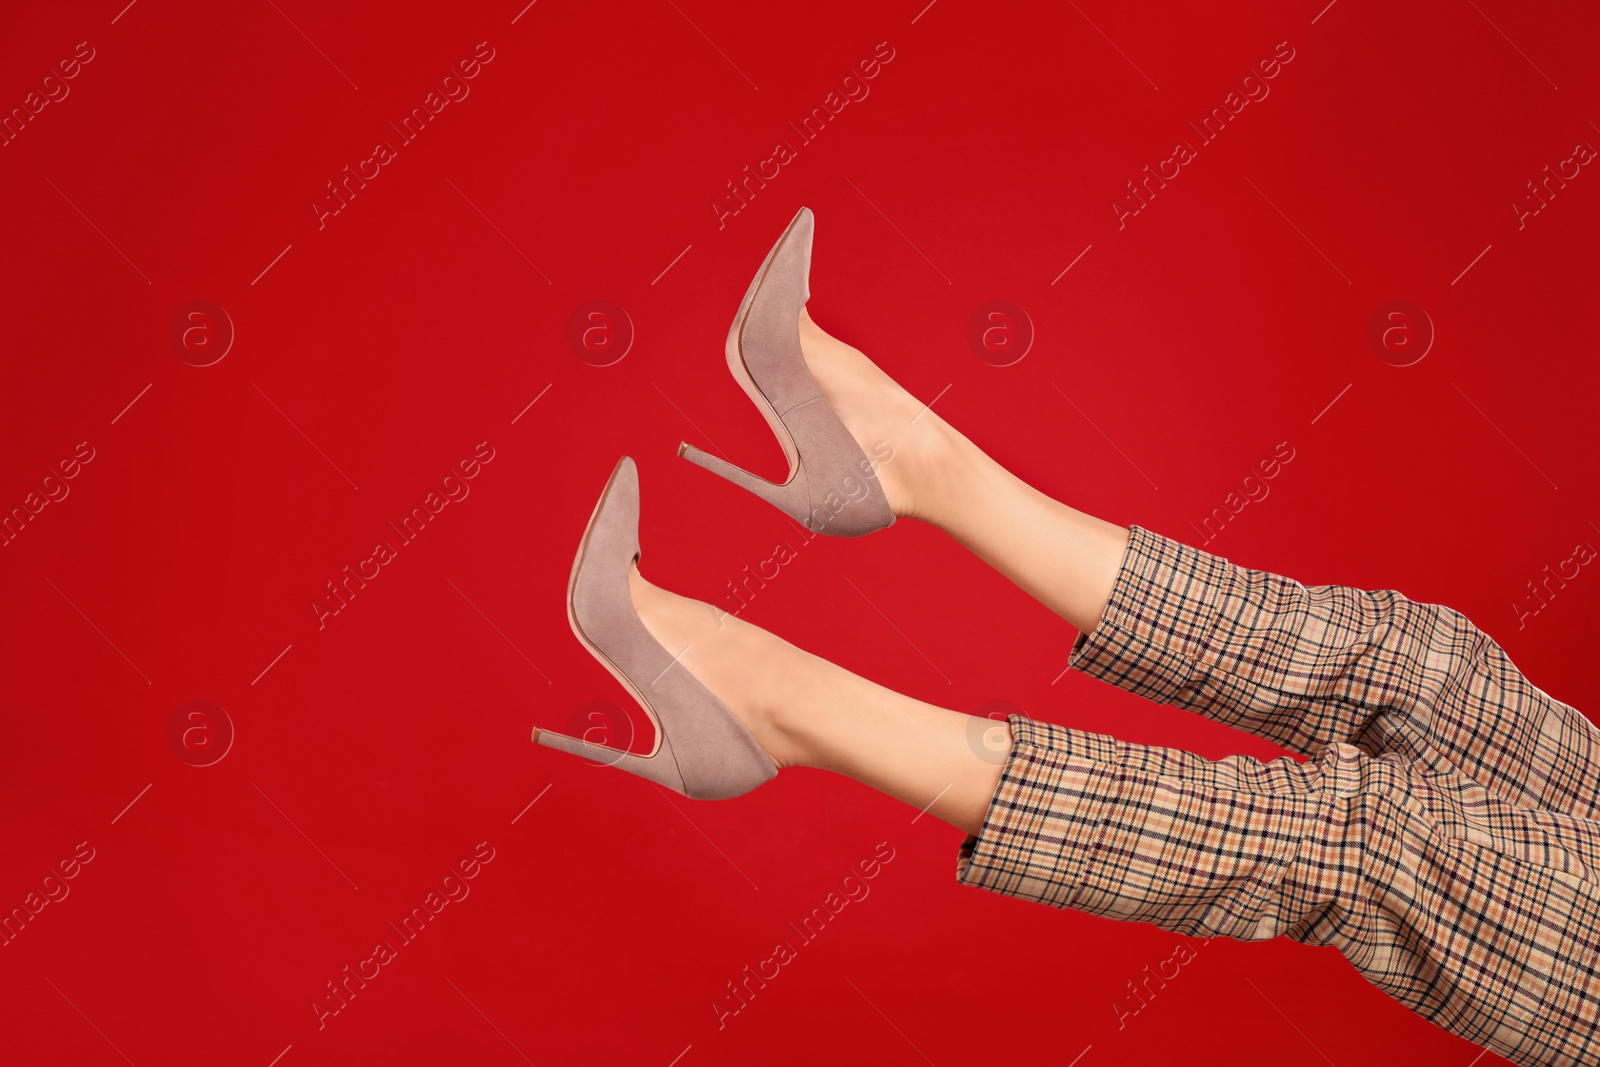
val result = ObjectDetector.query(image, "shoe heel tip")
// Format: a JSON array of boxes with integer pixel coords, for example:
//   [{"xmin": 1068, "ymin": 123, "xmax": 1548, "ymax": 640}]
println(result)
[
  {"xmin": 676, "ymin": 441, "xmax": 689, "ymax": 458},
  {"xmin": 531, "ymin": 727, "xmax": 542, "ymax": 743}
]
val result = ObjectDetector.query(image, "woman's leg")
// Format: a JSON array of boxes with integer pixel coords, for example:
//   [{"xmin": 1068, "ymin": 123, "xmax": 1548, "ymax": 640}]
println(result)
[
  {"xmin": 627, "ymin": 562, "xmax": 1600, "ymax": 1067},
  {"xmin": 630, "ymin": 564, "xmax": 1010, "ymax": 834},
  {"xmin": 798, "ymin": 310, "xmax": 1600, "ymax": 819},
  {"xmin": 796, "ymin": 308, "xmax": 1129, "ymax": 636}
]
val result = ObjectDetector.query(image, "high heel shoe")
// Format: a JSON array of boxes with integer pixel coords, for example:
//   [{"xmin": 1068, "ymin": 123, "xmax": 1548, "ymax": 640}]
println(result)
[
  {"xmin": 534, "ymin": 456, "xmax": 779, "ymax": 800},
  {"xmin": 678, "ymin": 207, "xmax": 895, "ymax": 537}
]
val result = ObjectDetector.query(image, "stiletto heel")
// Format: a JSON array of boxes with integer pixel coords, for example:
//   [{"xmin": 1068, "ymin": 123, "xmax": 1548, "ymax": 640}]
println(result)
[
  {"xmin": 678, "ymin": 206, "xmax": 895, "ymax": 538},
  {"xmin": 532, "ymin": 728, "xmax": 684, "ymax": 790},
  {"xmin": 534, "ymin": 456, "xmax": 778, "ymax": 800},
  {"xmin": 676, "ymin": 440, "xmax": 812, "ymax": 521}
]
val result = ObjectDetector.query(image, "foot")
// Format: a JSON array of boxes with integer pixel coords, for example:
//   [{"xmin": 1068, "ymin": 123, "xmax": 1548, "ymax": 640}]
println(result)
[
  {"xmin": 797, "ymin": 308, "xmax": 963, "ymax": 524},
  {"xmin": 627, "ymin": 563, "xmax": 826, "ymax": 771}
]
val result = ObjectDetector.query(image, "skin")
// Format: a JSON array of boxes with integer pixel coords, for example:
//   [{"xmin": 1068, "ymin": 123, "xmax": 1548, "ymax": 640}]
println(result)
[{"xmin": 627, "ymin": 309, "xmax": 1131, "ymax": 835}]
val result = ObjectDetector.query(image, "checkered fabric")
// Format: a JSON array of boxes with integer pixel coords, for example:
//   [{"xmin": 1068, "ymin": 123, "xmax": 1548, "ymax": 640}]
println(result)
[{"xmin": 957, "ymin": 525, "xmax": 1600, "ymax": 1067}]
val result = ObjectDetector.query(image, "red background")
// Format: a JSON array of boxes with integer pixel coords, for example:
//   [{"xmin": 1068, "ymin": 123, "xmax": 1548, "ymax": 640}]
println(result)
[{"xmin": 2, "ymin": 0, "xmax": 1596, "ymax": 1063}]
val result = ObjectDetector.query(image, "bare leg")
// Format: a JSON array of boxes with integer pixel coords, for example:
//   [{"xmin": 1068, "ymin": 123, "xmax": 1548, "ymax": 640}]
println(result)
[
  {"xmin": 798, "ymin": 309, "xmax": 1128, "ymax": 634},
  {"xmin": 617, "ymin": 314, "xmax": 1135, "ymax": 831},
  {"xmin": 630, "ymin": 566, "xmax": 1010, "ymax": 834},
  {"xmin": 611, "ymin": 308, "xmax": 1600, "ymax": 1067},
  {"xmin": 626, "ymin": 563, "xmax": 1600, "ymax": 1067},
  {"xmin": 799, "ymin": 312, "xmax": 1600, "ymax": 821}
]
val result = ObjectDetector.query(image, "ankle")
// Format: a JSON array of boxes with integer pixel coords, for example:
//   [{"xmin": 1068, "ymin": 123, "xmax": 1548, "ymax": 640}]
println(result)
[
  {"xmin": 629, "ymin": 569, "xmax": 814, "ymax": 770},
  {"xmin": 901, "ymin": 416, "xmax": 984, "ymax": 529},
  {"xmin": 758, "ymin": 648, "xmax": 851, "ymax": 772},
  {"xmin": 725, "ymin": 627, "xmax": 824, "ymax": 770}
]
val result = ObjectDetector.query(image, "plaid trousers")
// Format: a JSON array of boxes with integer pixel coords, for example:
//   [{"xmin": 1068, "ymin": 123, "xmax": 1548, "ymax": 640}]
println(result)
[{"xmin": 956, "ymin": 525, "xmax": 1600, "ymax": 1067}]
